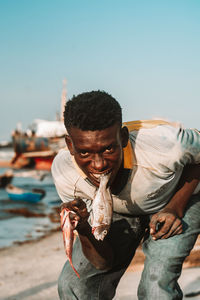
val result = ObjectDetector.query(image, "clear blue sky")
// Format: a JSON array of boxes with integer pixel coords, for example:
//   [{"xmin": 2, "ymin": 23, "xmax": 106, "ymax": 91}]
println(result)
[{"xmin": 0, "ymin": 0, "xmax": 199, "ymax": 141}]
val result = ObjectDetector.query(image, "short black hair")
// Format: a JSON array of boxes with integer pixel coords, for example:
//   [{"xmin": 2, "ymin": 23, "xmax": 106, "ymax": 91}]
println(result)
[{"xmin": 64, "ymin": 90, "xmax": 122, "ymax": 131}]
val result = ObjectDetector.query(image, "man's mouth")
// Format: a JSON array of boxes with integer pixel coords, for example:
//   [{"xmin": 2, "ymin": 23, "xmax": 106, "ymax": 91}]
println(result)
[
  {"xmin": 90, "ymin": 171, "xmax": 112, "ymax": 182},
  {"xmin": 92, "ymin": 174, "xmax": 101, "ymax": 180}
]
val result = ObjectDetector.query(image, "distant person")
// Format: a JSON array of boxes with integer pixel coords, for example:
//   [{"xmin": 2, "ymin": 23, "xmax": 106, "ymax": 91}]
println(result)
[
  {"xmin": 31, "ymin": 130, "xmax": 36, "ymax": 137},
  {"xmin": 52, "ymin": 91, "xmax": 200, "ymax": 300},
  {"xmin": 0, "ymin": 169, "xmax": 13, "ymax": 188}
]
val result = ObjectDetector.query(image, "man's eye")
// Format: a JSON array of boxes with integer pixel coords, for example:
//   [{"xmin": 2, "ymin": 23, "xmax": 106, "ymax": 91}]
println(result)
[
  {"xmin": 79, "ymin": 151, "xmax": 89, "ymax": 157},
  {"xmin": 104, "ymin": 146, "xmax": 114, "ymax": 153}
]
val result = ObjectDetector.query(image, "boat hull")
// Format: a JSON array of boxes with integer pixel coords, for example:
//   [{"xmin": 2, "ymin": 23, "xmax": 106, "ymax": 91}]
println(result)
[
  {"xmin": 6, "ymin": 186, "xmax": 45, "ymax": 203},
  {"xmin": 7, "ymin": 192, "xmax": 43, "ymax": 203}
]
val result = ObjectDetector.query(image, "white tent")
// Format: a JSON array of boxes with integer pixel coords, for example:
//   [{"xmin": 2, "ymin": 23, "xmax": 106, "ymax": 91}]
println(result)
[{"xmin": 32, "ymin": 119, "xmax": 66, "ymax": 138}]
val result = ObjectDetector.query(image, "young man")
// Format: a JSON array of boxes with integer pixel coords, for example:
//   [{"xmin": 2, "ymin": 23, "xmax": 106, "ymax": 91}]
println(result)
[{"xmin": 52, "ymin": 90, "xmax": 200, "ymax": 300}]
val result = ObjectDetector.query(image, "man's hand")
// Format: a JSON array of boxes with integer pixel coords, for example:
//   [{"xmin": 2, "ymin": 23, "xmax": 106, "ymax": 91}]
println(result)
[
  {"xmin": 150, "ymin": 164, "xmax": 200, "ymax": 241},
  {"xmin": 150, "ymin": 208, "xmax": 183, "ymax": 240},
  {"xmin": 61, "ymin": 198, "xmax": 113, "ymax": 270},
  {"xmin": 61, "ymin": 198, "xmax": 89, "ymax": 232}
]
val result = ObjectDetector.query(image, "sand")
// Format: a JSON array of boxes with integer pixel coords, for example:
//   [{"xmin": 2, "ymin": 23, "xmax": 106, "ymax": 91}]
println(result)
[
  {"xmin": 0, "ymin": 232, "xmax": 199, "ymax": 300},
  {"xmin": 0, "ymin": 231, "xmax": 65, "ymax": 300}
]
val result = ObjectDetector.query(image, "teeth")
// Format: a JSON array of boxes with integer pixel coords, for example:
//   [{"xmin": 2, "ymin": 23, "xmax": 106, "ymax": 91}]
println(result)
[
  {"xmin": 92, "ymin": 174, "xmax": 101, "ymax": 179},
  {"xmin": 92, "ymin": 171, "xmax": 111, "ymax": 180}
]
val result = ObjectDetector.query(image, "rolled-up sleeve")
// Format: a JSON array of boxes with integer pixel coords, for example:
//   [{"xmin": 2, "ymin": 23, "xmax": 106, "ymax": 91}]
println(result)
[
  {"xmin": 177, "ymin": 128, "xmax": 200, "ymax": 166},
  {"xmin": 51, "ymin": 150, "xmax": 77, "ymax": 203}
]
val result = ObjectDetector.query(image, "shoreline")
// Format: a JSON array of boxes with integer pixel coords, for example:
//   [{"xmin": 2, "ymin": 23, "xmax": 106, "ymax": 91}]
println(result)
[
  {"xmin": 0, "ymin": 226, "xmax": 61, "ymax": 252},
  {"xmin": 0, "ymin": 205, "xmax": 61, "ymax": 250}
]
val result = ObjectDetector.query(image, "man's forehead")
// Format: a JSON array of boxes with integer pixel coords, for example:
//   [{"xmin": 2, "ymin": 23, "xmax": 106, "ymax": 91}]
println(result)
[
  {"xmin": 69, "ymin": 124, "xmax": 121, "ymax": 145},
  {"xmin": 69, "ymin": 123, "xmax": 121, "ymax": 136}
]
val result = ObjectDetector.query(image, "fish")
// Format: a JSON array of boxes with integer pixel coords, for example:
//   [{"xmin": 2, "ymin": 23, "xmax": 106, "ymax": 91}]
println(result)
[
  {"xmin": 60, "ymin": 208, "xmax": 80, "ymax": 278},
  {"xmin": 92, "ymin": 173, "xmax": 113, "ymax": 241}
]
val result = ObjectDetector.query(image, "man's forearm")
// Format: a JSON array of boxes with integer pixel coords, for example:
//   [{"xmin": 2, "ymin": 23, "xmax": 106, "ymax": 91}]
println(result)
[
  {"xmin": 165, "ymin": 164, "xmax": 200, "ymax": 218},
  {"xmin": 77, "ymin": 222, "xmax": 113, "ymax": 270},
  {"xmin": 150, "ymin": 164, "xmax": 200, "ymax": 239}
]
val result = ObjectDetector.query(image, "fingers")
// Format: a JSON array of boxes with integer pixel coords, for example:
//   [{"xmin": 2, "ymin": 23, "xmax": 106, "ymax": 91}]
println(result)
[
  {"xmin": 149, "ymin": 214, "xmax": 166, "ymax": 235},
  {"xmin": 155, "ymin": 218, "xmax": 182, "ymax": 240},
  {"xmin": 169, "ymin": 223, "xmax": 183, "ymax": 237},
  {"xmin": 69, "ymin": 211, "xmax": 80, "ymax": 222},
  {"xmin": 73, "ymin": 198, "xmax": 86, "ymax": 209},
  {"xmin": 150, "ymin": 213, "xmax": 182, "ymax": 240},
  {"xmin": 61, "ymin": 198, "xmax": 89, "ymax": 223},
  {"xmin": 61, "ymin": 198, "xmax": 86, "ymax": 211}
]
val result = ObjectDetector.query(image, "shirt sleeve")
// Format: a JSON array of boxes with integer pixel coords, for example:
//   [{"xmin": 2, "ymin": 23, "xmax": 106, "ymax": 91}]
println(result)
[
  {"xmin": 51, "ymin": 150, "xmax": 77, "ymax": 203},
  {"xmin": 53, "ymin": 176, "xmax": 75, "ymax": 203},
  {"xmin": 176, "ymin": 127, "xmax": 200, "ymax": 166}
]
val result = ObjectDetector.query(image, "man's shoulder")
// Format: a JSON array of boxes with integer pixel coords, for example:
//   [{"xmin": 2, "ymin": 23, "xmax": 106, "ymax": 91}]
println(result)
[
  {"xmin": 129, "ymin": 120, "xmax": 181, "ymax": 144},
  {"xmin": 125, "ymin": 119, "xmax": 180, "ymax": 132},
  {"xmin": 128, "ymin": 121, "xmax": 184, "ymax": 166},
  {"xmin": 128, "ymin": 120, "xmax": 200, "ymax": 166},
  {"xmin": 51, "ymin": 148, "xmax": 77, "ymax": 178},
  {"xmin": 53, "ymin": 147, "xmax": 72, "ymax": 165}
]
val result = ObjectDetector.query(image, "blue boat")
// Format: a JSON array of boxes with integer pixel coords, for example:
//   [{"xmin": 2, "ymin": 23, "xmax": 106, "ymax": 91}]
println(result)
[{"xmin": 6, "ymin": 184, "xmax": 45, "ymax": 203}]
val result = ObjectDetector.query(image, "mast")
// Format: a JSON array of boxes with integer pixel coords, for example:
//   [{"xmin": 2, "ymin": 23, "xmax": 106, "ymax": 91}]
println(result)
[{"xmin": 60, "ymin": 78, "xmax": 67, "ymax": 121}]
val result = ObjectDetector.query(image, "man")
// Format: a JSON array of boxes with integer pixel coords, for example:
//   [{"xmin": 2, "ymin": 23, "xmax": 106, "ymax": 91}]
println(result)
[{"xmin": 52, "ymin": 90, "xmax": 200, "ymax": 300}]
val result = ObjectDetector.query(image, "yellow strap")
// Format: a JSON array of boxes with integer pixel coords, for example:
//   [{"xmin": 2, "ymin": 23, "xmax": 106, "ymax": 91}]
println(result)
[
  {"xmin": 123, "ymin": 140, "xmax": 134, "ymax": 169},
  {"xmin": 122, "ymin": 119, "xmax": 178, "ymax": 168},
  {"xmin": 123, "ymin": 119, "xmax": 172, "ymax": 132}
]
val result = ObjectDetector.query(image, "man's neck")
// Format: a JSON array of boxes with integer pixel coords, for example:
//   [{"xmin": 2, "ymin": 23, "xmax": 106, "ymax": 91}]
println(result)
[{"xmin": 111, "ymin": 166, "xmax": 130, "ymax": 195}]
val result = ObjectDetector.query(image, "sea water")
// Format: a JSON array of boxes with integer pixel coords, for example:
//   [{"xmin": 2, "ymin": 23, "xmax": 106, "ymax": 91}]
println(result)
[{"xmin": 0, "ymin": 148, "xmax": 62, "ymax": 249}]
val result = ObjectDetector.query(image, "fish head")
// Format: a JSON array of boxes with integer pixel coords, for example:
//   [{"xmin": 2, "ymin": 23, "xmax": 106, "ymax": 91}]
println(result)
[{"xmin": 92, "ymin": 224, "xmax": 110, "ymax": 241}]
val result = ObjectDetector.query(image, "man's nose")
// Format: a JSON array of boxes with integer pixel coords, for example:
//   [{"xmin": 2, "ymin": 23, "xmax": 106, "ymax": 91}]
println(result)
[{"xmin": 92, "ymin": 154, "xmax": 107, "ymax": 171}]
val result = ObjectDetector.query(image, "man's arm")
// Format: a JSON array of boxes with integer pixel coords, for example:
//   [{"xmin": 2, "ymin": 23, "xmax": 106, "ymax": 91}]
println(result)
[
  {"xmin": 61, "ymin": 198, "xmax": 113, "ymax": 270},
  {"xmin": 150, "ymin": 164, "xmax": 200, "ymax": 240}
]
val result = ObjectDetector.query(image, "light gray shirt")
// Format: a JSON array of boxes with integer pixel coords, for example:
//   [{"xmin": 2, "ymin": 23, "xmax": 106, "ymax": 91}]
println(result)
[{"xmin": 51, "ymin": 122, "xmax": 200, "ymax": 215}]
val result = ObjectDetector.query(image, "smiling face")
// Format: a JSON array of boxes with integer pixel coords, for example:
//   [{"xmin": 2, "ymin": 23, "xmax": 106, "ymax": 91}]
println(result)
[{"xmin": 65, "ymin": 123, "xmax": 129, "ymax": 188}]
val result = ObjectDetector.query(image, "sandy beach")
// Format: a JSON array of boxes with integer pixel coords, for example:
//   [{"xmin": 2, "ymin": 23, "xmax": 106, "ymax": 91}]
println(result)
[
  {"xmin": 1, "ymin": 231, "xmax": 200, "ymax": 300},
  {"xmin": 0, "ymin": 231, "xmax": 65, "ymax": 300}
]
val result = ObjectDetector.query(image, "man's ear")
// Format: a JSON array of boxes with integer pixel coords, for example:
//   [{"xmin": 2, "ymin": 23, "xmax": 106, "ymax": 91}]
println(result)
[
  {"xmin": 65, "ymin": 135, "xmax": 74, "ymax": 155},
  {"xmin": 120, "ymin": 126, "xmax": 129, "ymax": 148}
]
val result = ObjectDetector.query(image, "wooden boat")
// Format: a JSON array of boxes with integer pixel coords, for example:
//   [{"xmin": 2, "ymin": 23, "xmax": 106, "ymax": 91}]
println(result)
[
  {"xmin": 21, "ymin": 150, "xmax": 56, "ymax": 170},
  {"xmin": 6, "ymin": 184, "xmax": 45, "ymax": 203},
  {"xmin": 8, "ymin": 133, "xmax": 65, "ymax": 170},
  {"xmin": 3, "ymin": 80, "xmax": 67, "ymax": 171}
]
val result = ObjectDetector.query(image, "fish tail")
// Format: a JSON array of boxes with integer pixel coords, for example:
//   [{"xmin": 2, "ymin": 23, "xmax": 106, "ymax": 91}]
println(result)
[
  {"xmin": 64, "ymin": 229, "xmax": 80, "ymax": 278},
  {"xmin": 61, "ymin": 208, "xmax": 80, "ymax": 278},
  {"xmin": 69, "ymin": 259, "xmax": 80, "ymax": 278}
]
